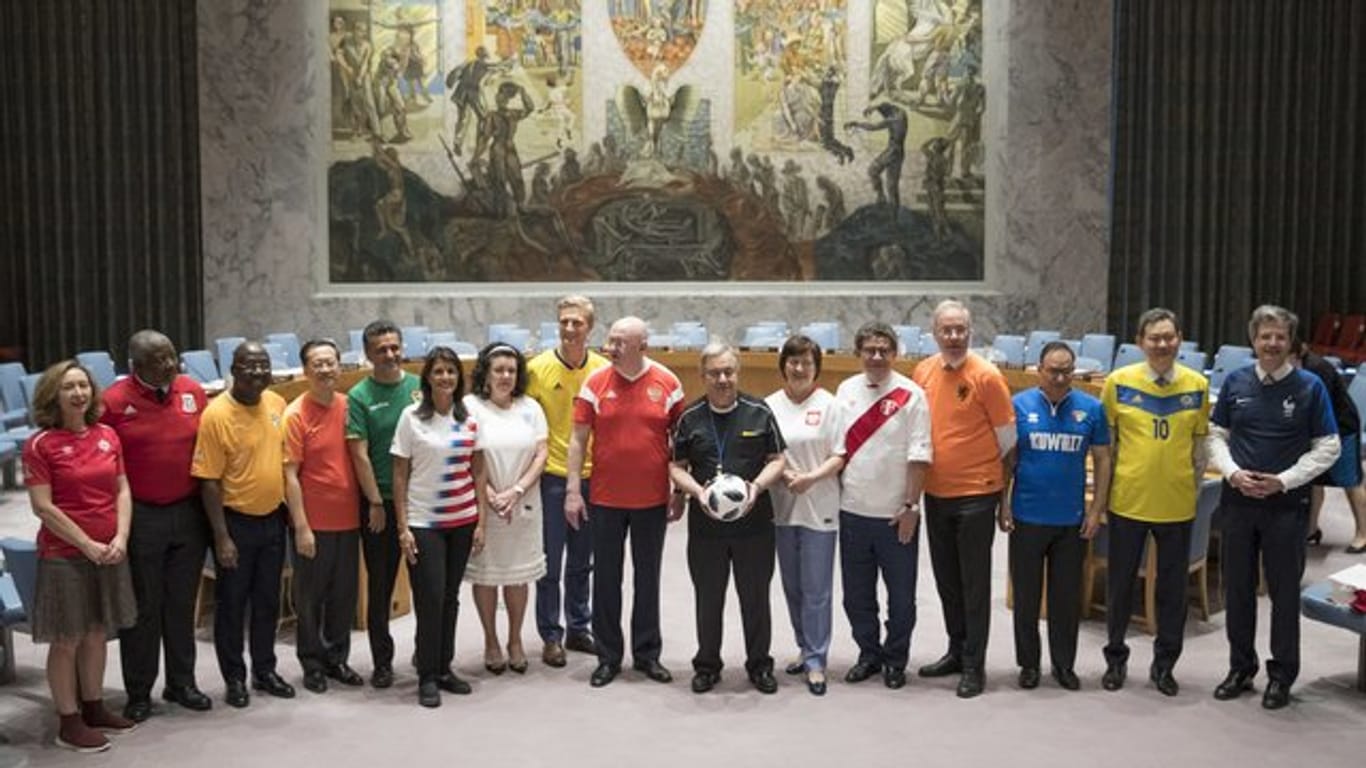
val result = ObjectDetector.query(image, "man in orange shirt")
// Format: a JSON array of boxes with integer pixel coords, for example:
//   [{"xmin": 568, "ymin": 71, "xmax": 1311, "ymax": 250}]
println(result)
[
  {"xmin": 284, "ymin": 339, "xmax": 363, "ymax": 694},
  {"xmin": 912, "ymin": 300, "xmax": 1016, "ymax": 698}
]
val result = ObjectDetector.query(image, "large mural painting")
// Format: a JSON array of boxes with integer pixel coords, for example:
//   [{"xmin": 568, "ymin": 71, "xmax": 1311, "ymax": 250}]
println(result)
[{"xmin": 327, "ymin": 0, "xmax": 985, "ymax": 284}]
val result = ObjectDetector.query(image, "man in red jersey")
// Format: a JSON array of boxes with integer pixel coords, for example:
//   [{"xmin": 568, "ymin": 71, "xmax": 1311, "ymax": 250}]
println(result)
[
  {"xmin": 100, "ymin": 330, "xmax": 212, "ymax": 721},
  {"xmin": 564, "ymin": 316, "xmax": 686, "ymax": 688}
]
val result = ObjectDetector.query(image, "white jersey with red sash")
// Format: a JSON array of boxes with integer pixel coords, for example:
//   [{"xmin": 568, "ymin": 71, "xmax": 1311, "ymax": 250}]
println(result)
[{"xmin": 835, "ymin": 371, "xmax": 933, "ymax": 519}]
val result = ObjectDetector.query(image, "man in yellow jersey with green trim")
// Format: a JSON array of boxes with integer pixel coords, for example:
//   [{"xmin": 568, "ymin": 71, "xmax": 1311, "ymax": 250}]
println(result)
[
  {"xmin": 527, "ymin": 296, "xmax": 609, "ymax": 667},
  {"xmin": 1099, "ymin": 308, "xmax": 1209, "ymax": 697}
]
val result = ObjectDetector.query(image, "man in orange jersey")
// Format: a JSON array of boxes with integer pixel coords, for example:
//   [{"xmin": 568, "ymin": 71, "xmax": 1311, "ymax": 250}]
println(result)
[{"xmin": 912, "ymin": 300, "xmax": 1016, "ymax": 698}]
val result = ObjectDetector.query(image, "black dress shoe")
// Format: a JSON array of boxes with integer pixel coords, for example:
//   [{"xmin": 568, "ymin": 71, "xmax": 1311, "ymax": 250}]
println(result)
[
  {"xmin": 1149, "ymin": 666, "xmax": 1179, "ymax": 697},
  {"xmin": 918, "ymin": 653, "xmax": 963, "ymax": 678},
  {"xmin": 1018, "ymin": 667, "xmax": 1040, "ymax": 690},
  {"xmin": 784, "ymin": 659, "xmax": 806, "ymax": 676},
  {"xmin": 438, "ymin": 669, "xmax": 472, "ymax": 695},
  {"xmin": 1101, "ymin": 662, "xmax": 1126, "ymax": 691},
  {"xmin": 691, "ymin": 670, "xmax": 719, "ymax": 693},
  {"xmin": 1306, "ymin": 528, "xmax": 1323, "ymax": 546},
  {"xmin": 633, "ymin": 659, "xmax": 673, "ymax": 683},
  {"xmin": 844, "ymin": 660, "xmax": 882, "ymax": 683},
  {"xmin": 957, "ymin": 670, "xmax": 985, "ymax": 698},
  {"xmin": 1214, "ymin": 669, "xmax": 1256, "ymax": 701},
  {"xmin": 123, "ymin": 697, "xmax": 152, "ymax": 723},
  {"xmin": 1052, "ymin": 668, "xmax": 1080, "ymax": 691},
  {"xmin": 371, "ymin": 665, "xmax": 394, "ymax": 689},
  {"xmin": 163, "ymin": 685, "xmax": 212, "ymax": 711},
  {"xmin": 564, "ymin": 631, "xmax": 597, "ymax": 654},
  {"xmin": 806, "ymin": 671, "xmax": 827, "ymax": 696},
  {"xmin": 1347, "ymin": 542, "xmax": 1366, "ymax": 555},
  {"xmin": 326, "ymin": 663, "xmax": 364, "ymax": 687},
  {"xmin": 883, "ymin": 667, "xmax": 907, "ymax": 690},
  {"xmin": 303, "ymin": 670, "xmax": 328, "ymax": 693},
  {"xmin": 749, "ymin": 669, "xmax": 778, "ymax": 694},
  {"xmin": 418, "ymin": 680, "xmax": 441, "ymax": 708},
  {"xmin": 252, "ymin": 671, "xmax": 297, "ymax": 699},
  {"xmin": 224, "ymin": 679, "xmax": 250, "ymax": 708},
  {"xmin": 590, "ymin": 662, "xmax": 621, "ymax": 688},
  {"xmin": 1262, "ymin": 680, "xmax": 1291, "ymax": 710}
]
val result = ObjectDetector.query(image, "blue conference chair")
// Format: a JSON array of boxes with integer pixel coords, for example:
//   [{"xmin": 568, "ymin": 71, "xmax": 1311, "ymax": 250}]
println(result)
[
  {"xmin": 1176, "ymin": 349, "xmax": 1207, "ymax": 374},
  {"xmin": 1079, "ymin": 334, "xmax": 1117, "ymax": 373},
  {"xmin": 180, "ymin": 350, "xmax": 221, "ymax": 384},
  {"xmin": 262, "ymin": 343, "xmax": 288, "ymax": 372},
  {"xmin": 991, "ymin": 335, "xmax": 1026, "ymax": 368},
  {"xmin": 400, "ymin": 326, "xmax": 430, "ymax": 360},
  {"xmin": 75, "ymin": 351, "xmax": 119, "ymax": 389},
  {"xmin": 0, "ymin": 363, "xmax": 28, "ymax": 430},
  {"xmin": 214, "ymin": 336, "xmax": 247, "ymax": 379},
  {"xmin": 1113, "ymin": 343, "xmax": 1145, "ymax": 369},
  {"xmin": 264, "ymin": 333, "xmax": 302, "ymax": 369},
  {"xmin": 1024, "ymin": 331, "xmax": 1062, "ymax": 365}
]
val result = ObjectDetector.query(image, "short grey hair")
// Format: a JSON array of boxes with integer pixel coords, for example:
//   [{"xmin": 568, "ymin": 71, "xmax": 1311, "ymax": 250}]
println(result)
[
  {"xmin": 932, "ymin": 299, "xmax": 972, "ymax": 328},
  {"xmin": 698, "ymin": 341, "xmax": 739, "ymax": 371},
  {"xmin": 1247, "ymin": 304, "xmax": 1298, "ymax": 341}
]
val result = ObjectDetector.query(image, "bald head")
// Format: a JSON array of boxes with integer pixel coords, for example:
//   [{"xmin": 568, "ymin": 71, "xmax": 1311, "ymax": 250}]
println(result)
[
  {"xmin": 230, "ymin": 341, "xmax": 272, "ymax": 403},
  {"xmin": 128, "ymin": 329, "xmax": 178, "ymax": 388},
  {"xmin": 605, "ymin": 316, "xmax": 649, "ymax": 375}
]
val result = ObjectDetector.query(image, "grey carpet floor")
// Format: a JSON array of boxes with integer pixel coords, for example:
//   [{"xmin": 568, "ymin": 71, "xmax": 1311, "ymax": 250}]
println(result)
[{"xmin": 1, "ymin": 486, "xmax": 1363, "ymax": 768}]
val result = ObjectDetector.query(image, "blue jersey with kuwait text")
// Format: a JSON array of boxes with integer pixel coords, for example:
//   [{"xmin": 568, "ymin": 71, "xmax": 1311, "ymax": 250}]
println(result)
[{"xmin": 1010, "ymin": 388, "xmax": 1110, "ymax": 526}]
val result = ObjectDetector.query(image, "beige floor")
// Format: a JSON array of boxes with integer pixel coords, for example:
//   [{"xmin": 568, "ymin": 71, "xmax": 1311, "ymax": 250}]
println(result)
[{"xmin": 0, "ymin": 483, "xmax": 1364, "ymax": 768}]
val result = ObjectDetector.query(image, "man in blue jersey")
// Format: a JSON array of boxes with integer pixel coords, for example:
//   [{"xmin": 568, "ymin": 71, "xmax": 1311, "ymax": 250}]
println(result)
[
  {"xmin": 1208, "ymin": 305, "xmax": 1339, "ymax": 710},
  {"xmin": 999, "ymin": 341, "xmax": 1111, "ymax": 691}
]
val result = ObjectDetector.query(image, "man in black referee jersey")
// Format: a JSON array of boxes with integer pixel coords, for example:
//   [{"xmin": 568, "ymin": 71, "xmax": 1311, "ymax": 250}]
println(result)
[{"xmin": 670, "ymin": 343, "xmax": 787, "ymax": 695}]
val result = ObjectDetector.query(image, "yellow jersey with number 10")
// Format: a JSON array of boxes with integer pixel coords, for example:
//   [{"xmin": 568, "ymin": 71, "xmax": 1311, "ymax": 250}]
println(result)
[{"xmin": 1101, "ymin": 363, "xmax": 1210, "ymax": 523}]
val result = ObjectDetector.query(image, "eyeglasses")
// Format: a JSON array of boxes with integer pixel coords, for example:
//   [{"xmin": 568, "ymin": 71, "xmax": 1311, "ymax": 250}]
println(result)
[
  {"xmin": 703, "ymin": 367, "xmax": 737, "ymax": 380},
  {"xmin": 859, "ymin": 346, "xmax": 894, "ymax": 359}
]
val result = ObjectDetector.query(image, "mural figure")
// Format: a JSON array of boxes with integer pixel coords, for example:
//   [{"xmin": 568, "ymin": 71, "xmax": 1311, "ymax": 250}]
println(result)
[
  {"xmin": 339, "ymin": 20, "xmax": 382, "ymax": 140},
  {"xmin": 540, "ymin": 72, "xmax": 576, "ymax": 148},
  {"xmin": 446, "ymin": 47, "xmax": 513, "ymax": 155},
  {"xmin": 615, "ymin": 65, "xmax": 700, "ymax": 161},
  {"xmin": 734, "ymin": 0, "xmax": 847, "ymax": 153},
  {"xmin": 845, "ymin": 102, "xmax": 909, "ymax": 212},
  {"xmin": 474, "ymin": 81, "xmax": 537, "ymax": 217},
  {"xmin": 373, "ymin": 46, "xmax": 413, "ymax": 143},
  {"xmin": 609, "ymin": 0, "xmax": 708, "ymax": 77},
  {"xmin": 818, "ymin": 66, "xmax": 855, "ymax": 164},
  {"xmin": 921, "ymin": 136, "xmax": 952, "ymax": 239},
  {"xmin": 945, "ymin": 66, "xmax": 984, "ymax": 178},
  {"xmin": 371, "ymin": 140, "xmax": 414, "ymax": 260}
]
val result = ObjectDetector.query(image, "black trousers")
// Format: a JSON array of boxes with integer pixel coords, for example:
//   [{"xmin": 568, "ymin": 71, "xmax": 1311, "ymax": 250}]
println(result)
[
  {"xmin": 1103, "ymin": 513, "xmax": 1191, "ymax": 671},
  {"xmin": 120, "ymin": 496, "xmax": 209, "ymax": 697},
  {"xmin": 293, "ymin": 529, "xmax": 360, "ymax": 674},
  {"xmin": 925, "ymin": 493, "xmax": 999, "ymax": 672},
  {"xmin": 591, "ymin": 505, "xmax": 667, "ymax": 667},
  {"xmin": 1221, "ymin": 501, "xmax": 1308, "ymax": 685},
  {"xmin": 214, "ymin": 508, "xmax": 285, "ymax": 683},
  {"xmin": 687, "ymin": 527, "xmax": 775, "ymax": 675},
  {"xmin": 407, "ymin": 525, "xmax": 473, "ymax": 682},
  {"xmin": 360, "ymin": 498, "xmax": 402, "ymax": 669},
  {"xmin": 1009, "ymin": 521, "xmax": 1084, "ymax": 671}
]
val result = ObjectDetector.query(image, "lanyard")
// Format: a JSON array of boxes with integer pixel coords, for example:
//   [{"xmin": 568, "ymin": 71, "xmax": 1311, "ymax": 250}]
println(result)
[{"xmin": 708, "ymin": 410, "xmax": 729, "ymax": 478}]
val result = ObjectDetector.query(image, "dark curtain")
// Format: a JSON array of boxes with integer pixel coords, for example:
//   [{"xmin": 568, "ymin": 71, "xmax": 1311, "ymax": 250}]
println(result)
[
  {"xmin": 1110, "ymin": 0, "xmax": 1366, "ymax": 347},
  {"xmin": 0, "ymin": 0, "xmax": 201, "ymax": 371}
]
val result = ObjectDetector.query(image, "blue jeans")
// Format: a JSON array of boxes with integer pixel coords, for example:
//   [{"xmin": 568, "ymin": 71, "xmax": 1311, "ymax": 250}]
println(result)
[
  {"xmin": 839, "ymin": 511, "xmax": 919, "ymax": 669},
  {"xmin": 536, "ymin": 475, "xmax": 594, "ymax": 643},
  {"xmin": 775, "ymin": 525, "xmax": 837, "ymax": 671}
]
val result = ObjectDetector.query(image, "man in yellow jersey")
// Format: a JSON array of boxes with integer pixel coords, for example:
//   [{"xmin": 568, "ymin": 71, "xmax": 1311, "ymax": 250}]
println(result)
[
  {"xmin": 1099, "ymin": 308, "xmax": 1209, "ymax": 697},
  {"xmin": 527, "ymin": 296, "xmax": 609, "ymax": 667},
  {"xmin": 192, "ymin": 342, "xmax": 295, "ymax": 708}
]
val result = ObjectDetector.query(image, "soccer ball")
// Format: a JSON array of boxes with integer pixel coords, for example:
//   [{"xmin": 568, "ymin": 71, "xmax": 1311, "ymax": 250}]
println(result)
[{"xmin": 704, "ymin": 474, "xmax": 751, "ymax": 522}]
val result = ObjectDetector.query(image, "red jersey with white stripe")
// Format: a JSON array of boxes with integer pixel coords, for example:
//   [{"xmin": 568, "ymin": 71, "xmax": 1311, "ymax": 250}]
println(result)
[{"xmin": 572, "ymin": 359, "xmax": 684, "ymax": 509}]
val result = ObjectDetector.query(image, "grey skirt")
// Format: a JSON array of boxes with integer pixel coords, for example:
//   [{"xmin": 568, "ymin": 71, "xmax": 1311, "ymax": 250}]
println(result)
[{"xmin": 31, "ymin": 556, "xmax": 136, "ymax": 643}]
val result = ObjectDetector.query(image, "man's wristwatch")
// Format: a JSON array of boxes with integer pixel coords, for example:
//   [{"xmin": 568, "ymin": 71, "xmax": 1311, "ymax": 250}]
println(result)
[{"xmin": 902, "ymin": 501, "xmax": 920, "ymax": 512}]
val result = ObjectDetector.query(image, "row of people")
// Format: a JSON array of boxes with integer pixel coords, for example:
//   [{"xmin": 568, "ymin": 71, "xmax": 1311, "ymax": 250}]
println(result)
[{"xmin": 18, "ymin": 298, "xmax": 1351, "ymax": 751}]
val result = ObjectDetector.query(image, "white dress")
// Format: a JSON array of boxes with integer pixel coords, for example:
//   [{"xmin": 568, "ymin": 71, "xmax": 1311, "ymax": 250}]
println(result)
[{"xmin": 463, "ymin": 394, "xmax": 549, "ymax": 585}]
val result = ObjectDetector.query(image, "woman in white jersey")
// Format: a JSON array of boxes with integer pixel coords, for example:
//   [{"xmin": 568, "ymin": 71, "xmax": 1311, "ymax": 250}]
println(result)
[
  {"xmin": 392, "ymin": 346, "xmax": 488, "ymax": 708},
  {"xmin": 765, "ymin": 335, "xmax": 845, "ymax": 695}
]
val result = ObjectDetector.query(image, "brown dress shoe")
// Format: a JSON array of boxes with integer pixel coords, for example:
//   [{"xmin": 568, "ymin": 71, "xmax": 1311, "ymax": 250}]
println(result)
[{"xmin": 542, "ymin": 641, "xmax": 567, "ymax": 668}]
